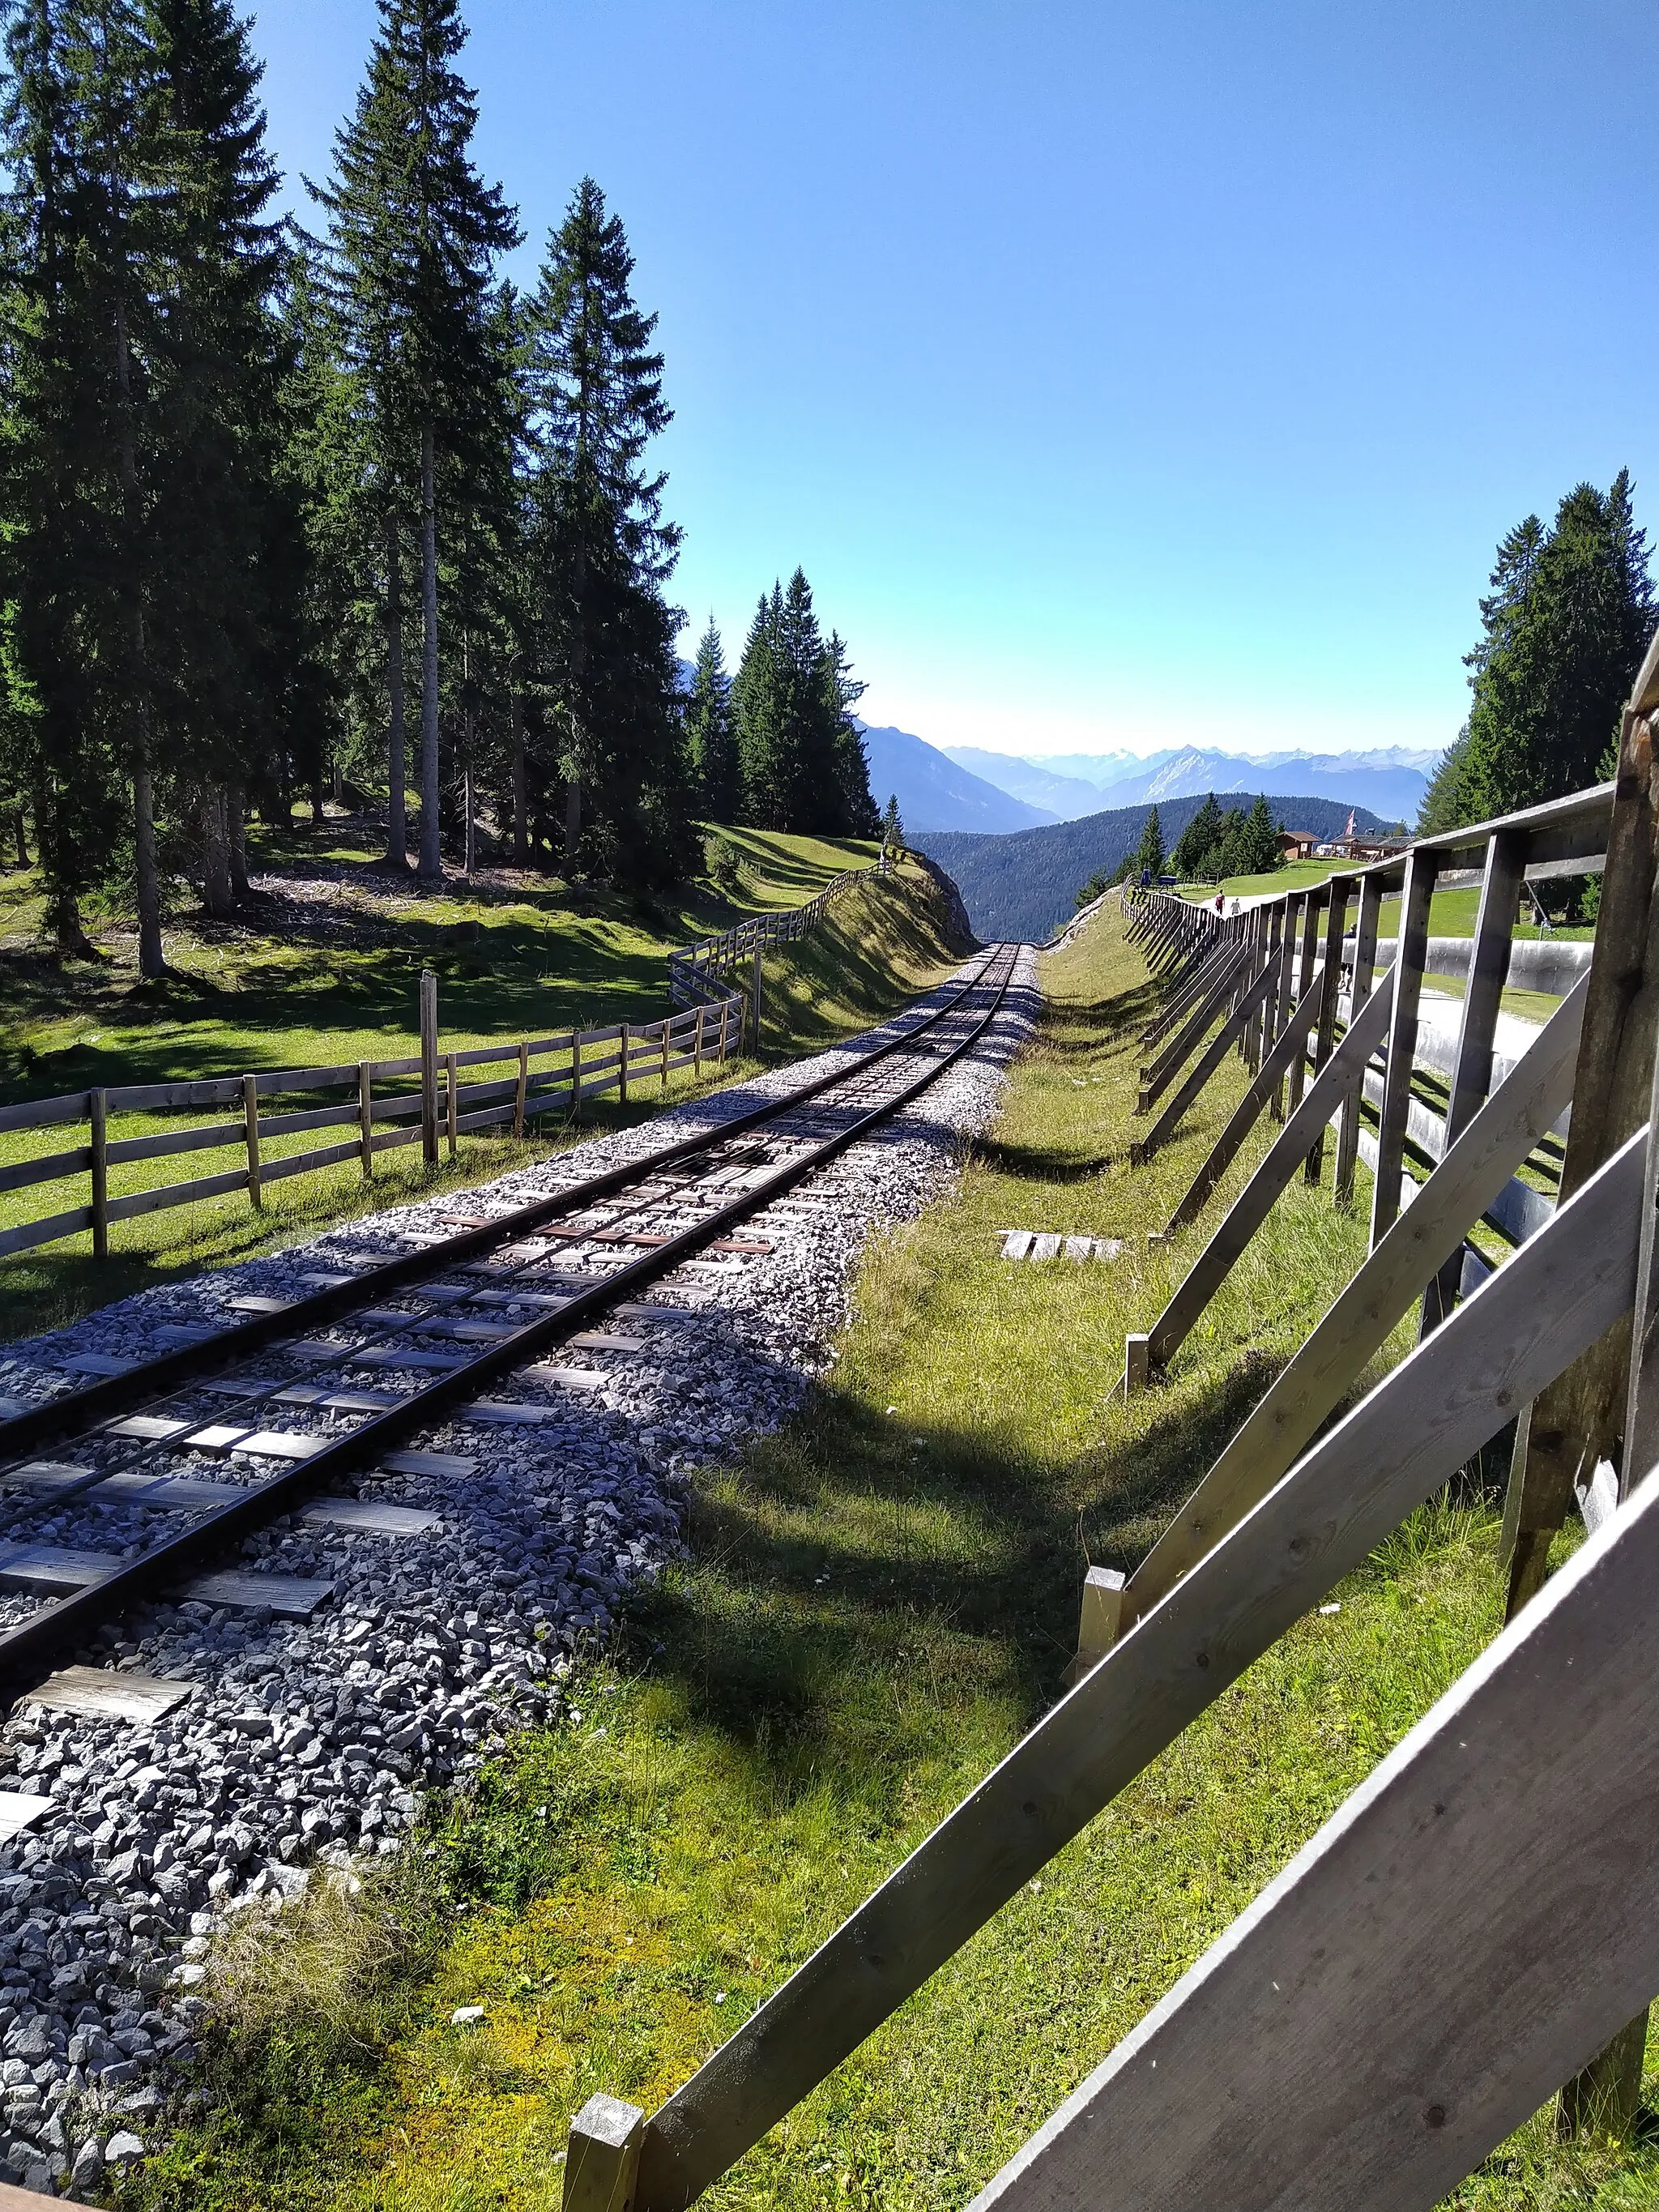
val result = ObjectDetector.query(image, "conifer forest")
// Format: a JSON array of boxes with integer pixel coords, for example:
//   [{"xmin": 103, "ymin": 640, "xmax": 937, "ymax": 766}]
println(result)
[{"xmin": 0, "ymin": 0, "xmax": 881, "ymax": 975}]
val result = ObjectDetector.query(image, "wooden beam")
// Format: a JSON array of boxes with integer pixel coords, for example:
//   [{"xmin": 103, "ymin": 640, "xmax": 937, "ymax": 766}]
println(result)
[
  {"xmin": 967, "ymin": 1455, "xmax": 1659, "ymax": 2212},
  {"xmin": 1334, "ymin": 871, "xmax": 1384, "ymax": 1203},
  {"xmin": 1137, "ymin": 946, "xmax": 1253, "ymax": 1112},
  {"xmin": 1502, "ymin": 707, "xmax": 1659, "ymax": 1615},
  {"xmin": 1421, "ymin": 830, "xmax": 1526, "ymax": 1332},
  {"xmin": 1303, "ymin": 878, "xmax": 1353, "ymax": 1183},
  {"xmin": 1369, "ymin": 848, "xmax": 1439, "ymax": 1248},
  {"xmin": 1145, "ymin": 975, "xmax": 1393, "ymax": 1372},
  {"xmin": 1129, "ymin": 961, "xmax": 1277, "ymax": 1165},
  {"xmin": 1123, "ymin": 975, "xmax": 1587, "ymax": 1628},
  {"xmin": 628, "ymin": 1131, "xmax": 1644, "ymax": 2212}
]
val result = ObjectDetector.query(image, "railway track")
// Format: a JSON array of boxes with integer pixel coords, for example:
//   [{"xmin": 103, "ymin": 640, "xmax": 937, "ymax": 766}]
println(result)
[{"xmin": 0, "ymin": 945, "xmax": 1021, "ymax": 1710}]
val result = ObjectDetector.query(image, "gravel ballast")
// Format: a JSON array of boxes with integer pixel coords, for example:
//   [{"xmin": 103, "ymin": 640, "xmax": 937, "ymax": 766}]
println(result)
[{"xmin": 0, "ymin": 950, "xmax": 1037, "ymax": 2193}]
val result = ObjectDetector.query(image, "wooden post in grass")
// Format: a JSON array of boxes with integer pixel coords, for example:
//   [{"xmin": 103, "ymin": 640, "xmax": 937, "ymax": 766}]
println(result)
[
  {"xmin": 88, "ymin": 1088, "xmax": 108, "ymax": 1261},
  {"xmin": 514, "ymin": 1040, "xmax": 529, "ymax": 1139},
  {"xmin": 619, "ymin": 1023, "xmax": 629, "ymax": 1106},
  {"xmin": 1303, "ymin": 876, "xmax": 1353, "ymax": 1184},
  {"xmin": 242, "ymin": 1074, "xmax": 262, "ymax": 1211},
  {"xmin": 752, "ymin": 945, "xmax": 763, "ymax": 1051},
  {"xmin": 1369, "ymin": 848, "xmax": 1439, "ymax": 1249},
  {"xmin": 660, "ymin": 1018, "xmax": 670, "ymax": 1092},
  {"xmin": 564, "ymin": 2093, "xmax": 645, "ymax": 2212},
  {"xmin": 357, "ymin": 1062, "xmax": 373, "ymax": 1179},
  {"xmin": 571, "ymin": 1029, "xmax": 582, "ymax": 1118},
  {"xmin": 1334, "ymin": 870, "xmax": 1385, "ymax": 1202},
  {"xmin": 420, "ymin": 969, "xmax": 439, "ymax": 1167},
  {"xmin": 694, "ymin": 1004, "xmax": 705, "ymax": 1079},
  {"xmin": 445, "ymin": 1051, "xmax": 458, "ymax": 1159}
]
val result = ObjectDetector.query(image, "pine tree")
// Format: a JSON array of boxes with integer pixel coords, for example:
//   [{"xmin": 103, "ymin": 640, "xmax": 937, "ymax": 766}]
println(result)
[
  {"xmin": 522, "ymin": 177, "xmax": 689, "ymax": 882},
  {"xmin": 1135, "ymin": 804, "xmax": 1165, "ymax": 879},
  {"xmin": 1239, "ymin": 793, "xmax": 1282, "ymax": 873},
  {"xmin": 684, "ymin": 618, "xmax": 737, "ymax": 819},
  {"xmin": 881, "ymin": 792, "xmax": 903, "ymax": 852},
  {"xmin": 313, "ymin": 0, "xmax": 520, "ymax": 883}
]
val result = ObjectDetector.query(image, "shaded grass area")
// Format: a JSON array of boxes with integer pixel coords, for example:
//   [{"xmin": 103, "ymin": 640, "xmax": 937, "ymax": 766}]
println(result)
[
  {"xmin": 114, "ymin": 904, "xmax": 1656, "ymax": 2212},
  {"xmin": 0, "ymin": 823, "xmax": 882, "ymax": 1104},
  {"xmin": 0, "ymin": 855, "xmax": 962, "ymax": 1347}
]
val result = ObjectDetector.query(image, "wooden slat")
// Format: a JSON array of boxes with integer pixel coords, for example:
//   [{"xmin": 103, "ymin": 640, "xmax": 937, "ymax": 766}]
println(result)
[
  {"xmin": 0, "ymin": 1088, "xmax": 89, "ymax": 1137},
  {"xmin": 105, "ymin": 1118, "xmax": 244, "ymax": 1165},
  {"xmin": 968, "ymin": 1458, "xmax": 1659, "ymax": 2212},
  {"xmin": 1124, "ymin": 976, "xmax": 1588, "ymax": 1626},
  {"xmin": 632, "ymin": 1132, "xmax": 1646, "ymax": 2212},
  {"xmin": 1143, "ymin": 976, "xmax": 1395, "ymax": 1374},
  {"xmin": 1369, "ymin": 846, "xmax": 1439, "ymax": 1247},
  {"xmin": 0, "ymin": 1203, "xmax": 96, "ymax": 1258},
  {"xmin": 104, "ymin": 1166, "xmax": 248, "ymax": 1223},
  {"xmin": 0, "ymin": 1144, "xmax": 92, "ymax": 1195}
]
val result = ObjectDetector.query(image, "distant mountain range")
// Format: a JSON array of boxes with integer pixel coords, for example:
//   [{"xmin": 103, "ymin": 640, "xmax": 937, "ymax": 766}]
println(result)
[
  {"xmin": 940, "ymin": 741, "xmax": 1436, "ymax": 827},
  {"xmin": 913, "ymin": 794, "xmax": 1392, "ymax": 943},
  {"xmin": 856, "ymin": 725, "xmax": 1053, "ymax": 834}
]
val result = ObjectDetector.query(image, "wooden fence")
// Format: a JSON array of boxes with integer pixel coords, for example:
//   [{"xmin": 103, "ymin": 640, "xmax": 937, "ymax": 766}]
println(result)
[
  {"xmin": 667, "ymin": 852, "xmax": 890, "ymax": 1007},
  {"xmin": 0, "ymin": 978, "xmax": 744, "ymax": 1266},
  {"xmin": 560, "ymin": 643, "xmax": 1659, "ymax": 2210}
]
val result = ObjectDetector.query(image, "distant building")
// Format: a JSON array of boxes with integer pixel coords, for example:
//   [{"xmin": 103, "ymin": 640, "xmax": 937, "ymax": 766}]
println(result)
[
  {"xmin": 1278, "ymin": 829, "xmax": 1319, "ymax": 860},
  {"xmin": 1280, "ymin": 826, "xmax": 1410, "ymax": 865}
]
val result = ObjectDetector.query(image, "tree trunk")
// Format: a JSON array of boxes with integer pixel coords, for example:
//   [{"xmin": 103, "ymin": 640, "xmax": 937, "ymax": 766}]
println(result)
[
  {"xmin": 311, "ymin": 758, "xmax": 326, "ymax": 828},
  {"xmin": 418, "ymin": 420, "xmax": 442, "ymax": 884},
  {"xmin": 385, "ymin": 510, "xmax": 409, "ymax": 869},
  {"xmin": 11, "ymin": 808, "xmax": 27, "ymax": 869},
  {"xmin": 228, "ymin": 779, "xmax": 250, "ymax": 902},
  {"xmin": 134, "ymin": 752, "xmax": 164, "ymax": 977},
  {"xmin": 510, "ymin": 688, "xmax": 527, "ymax": 868},
  {"xmin": 200, "ymin": 788, "xmax": 234, "ymax": 918},
  {"xmin": 463, "ymin": 759, "xmax": 476, "ymax": 879},
  {"xmin": 565, "ymin": 777, "xmax": 581, "ymax": 869}
]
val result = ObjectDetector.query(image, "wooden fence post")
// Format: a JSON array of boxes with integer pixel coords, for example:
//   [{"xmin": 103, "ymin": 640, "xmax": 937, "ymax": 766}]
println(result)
[
  {"xmin": 514, "ymin": 1040, "xmax": 529, "ymax": 1138},
  {"xmin": 1334, "ymin": 872, "xmax": 1384, "ymax": 1202},
  {"xmin": 1369, "ymin": 849, "xmax": 1439, "ymax": 1248},
  {"xmin": 88, "ymin": 1088, "xmax": 108, "ymax": 1261},
  {"xmin": 420, "ymin": 968, "xmax": 439, "ymax": 1167},
  {"xmin": 752, "ymin": 945, "xmax": 763, "ymax": 1051},
  {"xmin": 564, "ymin": 2092, "xmax": 645, "ymax": 2212},
  {"xmin": 1303, "ymin": 878, "xmax": 1353, "ymax": 1183},
  {"xmin": 445, "ymin": 1050, "xmax": 458, "ymax": 1159},
  {"xmin": 694, "ymin": 1004, "xmax": 705, "ymax": 1078},
  {"xmin": 619, "ymin": 1023, "xmax": 629, "ymax": 1106},
  {"xmin": 572, "ymin": 1029, "xmax": 583, "ymax": 1118},
  {"xmin": 242, "ymin": 1074, "xmax": 262, "ymax": 1211},
  {"xmin": 357, "ymin": 1061, "xmax": 373, "ymax": 1179},
  {"xmin": 660, "ymin": 1018, "xmax": 669, "ymax": 1092}
]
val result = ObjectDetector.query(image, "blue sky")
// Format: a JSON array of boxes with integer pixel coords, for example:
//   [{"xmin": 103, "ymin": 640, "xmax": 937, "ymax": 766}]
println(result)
[{"xmin": 253, "ymin": 1, "xmax": 1659, "ymax": 762}]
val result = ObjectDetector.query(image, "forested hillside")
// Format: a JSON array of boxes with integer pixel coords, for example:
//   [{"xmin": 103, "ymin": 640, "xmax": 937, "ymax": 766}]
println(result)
[
  {"xmin": 915, "ymin": 794, "xmax": 1388, "ymax": 941},
  {"xmin": 0, "ymin": 0, "xmax": 878, "ymax": 976}
]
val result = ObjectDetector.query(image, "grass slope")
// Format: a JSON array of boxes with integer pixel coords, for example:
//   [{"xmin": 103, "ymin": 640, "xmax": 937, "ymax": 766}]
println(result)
[
  {"xmin": 0, "ymin": 844, "xmax": 964, "ymax": 1346},
  {"xmin": 114, "ymin": 903, "xmax": 1653, "ymax": 2212},
  {"xmin": 914, "ymin": 795, "xmax": 1390, "ymax": 942}
]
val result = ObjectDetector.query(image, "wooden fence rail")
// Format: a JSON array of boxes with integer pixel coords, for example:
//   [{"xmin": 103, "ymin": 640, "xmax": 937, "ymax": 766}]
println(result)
[
  {"xmin": 667, "ymin": 851, "xmax": 891, "ymax": 1008},
  {"xmin": 0, "ymin": 980, "xmax": 744, "ymax": 1265}
]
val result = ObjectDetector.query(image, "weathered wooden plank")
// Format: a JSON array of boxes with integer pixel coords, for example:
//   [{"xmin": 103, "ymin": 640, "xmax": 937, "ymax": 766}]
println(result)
[
  {"xmin": 0, "ymin": 1795, "xmax": 53, "ymax": 1843},
  {"xmin": 1129, "ymin": 960, "xmax": 1277, "ymax": 1166},
  {"xmin": 1334, "ymin": 869, "xmax": 1384, "ymax": 1201},
  {"xmin": 1123, "ymin": 976, "xmax": 1587, "ymax": 1626},
  {"xmin": 0, "ymin": 1090, "xmax": 90, "ymax": 1137},
  {"xmin": 27, "ymin": 1666, "xmax": 193, "ymax": 1724},
  {"xmin": 0, "ymin": 1145, "xmax": 92, "ymax": 1196},
  {"xmin": 0, "ymin": 1204, "xmax": 95, "ymax": 1259},
  {"xmin": 1422, "ymin": 830, "xmax": 1527, "ymax": 1331},
  {"xmin": 1503, "ymin": 711, "xmax": 1659, "ymax": 1614},
  {"xmin": 630, "ymin": 1131, "xmax": 1645, "ymax": 2212},
  {"xmin": 1369, "ymin": 846, "xmax": 1439, "ymax": 1247},
  {"xmin": 1141, "ymin": 977, "xmax": 1396, "ymax": 1376},
  {"xmin": 1302, "ymin": 878, "xmax": 1353, "ymax": 1182},
  {"xmin": 967, "ymin": 1458, "xmax": 1659, "ymax": 2212}
]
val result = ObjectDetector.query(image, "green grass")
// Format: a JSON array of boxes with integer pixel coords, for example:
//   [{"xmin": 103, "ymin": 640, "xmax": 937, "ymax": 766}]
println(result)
[
  {"xmin": 109, "ymin": 899, "xmax": 1659, "ymax": 2212},
  {"xmin": 0, "ymin": 847, "xmax": 964, "ymax": 1346}
]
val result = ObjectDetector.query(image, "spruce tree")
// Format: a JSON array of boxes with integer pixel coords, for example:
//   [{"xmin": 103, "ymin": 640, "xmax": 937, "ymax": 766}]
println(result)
[
  {"xmin": 1135, "ymin": 804, "xmax": 1165, "ymax": 879},
  {"xmin": 1171, "ymin": 790, "xmax": 1222, "ymax": 878},
  {"xmin": 881, "ymin": 792, "xmax": 903, "ymax": 852},
  {"xmin": 522, "ymin": 177, "xmax": 689, "ymax": 882},
  {"xmin": 684, "ymin": 619, "xmax": 737, "ymax": 818},
  {"xmin": 1240, "ymin": 793, "xmax": 1281, "ymax": 873},
  {"xmin": 313, "ymin": 0, "xmax": 519, "ymax": 883},
  {"xmin": 733, "ymin": 570, "xmax": 876, "ymax": 835}
]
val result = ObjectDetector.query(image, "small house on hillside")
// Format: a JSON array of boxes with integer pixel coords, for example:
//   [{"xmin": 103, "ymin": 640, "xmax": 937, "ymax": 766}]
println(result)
[{"xmin": 1277, "ymin": 829, "xmax": 1319, "ymax": 860}]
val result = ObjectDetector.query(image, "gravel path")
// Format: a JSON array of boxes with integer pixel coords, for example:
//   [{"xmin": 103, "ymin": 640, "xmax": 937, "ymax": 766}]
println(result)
[{"xmin": 0, "ymin": 951, "xmax": 1037, "ymax": 2196}]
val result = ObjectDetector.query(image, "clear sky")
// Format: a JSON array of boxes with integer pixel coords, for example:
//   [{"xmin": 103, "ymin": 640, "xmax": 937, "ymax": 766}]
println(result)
[{"xmin": 250, "ymin": 1, "xmax": 1659, "ymax": 762}]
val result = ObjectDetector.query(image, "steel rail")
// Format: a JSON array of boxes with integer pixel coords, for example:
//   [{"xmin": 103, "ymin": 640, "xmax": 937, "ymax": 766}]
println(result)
[
  {"xmin": 0, "ymin": 947, "xmax": 1007, "ymax": 1466},
  {"xmin": 0, "ymin": 946, "xmax": 1022, "ymax": 1698}
]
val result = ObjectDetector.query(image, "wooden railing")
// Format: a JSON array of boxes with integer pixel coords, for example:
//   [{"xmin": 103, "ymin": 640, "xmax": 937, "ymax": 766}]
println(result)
[
  {"xmin": 559, "ymin": 635, "xmax": 1659, "ymax": 2209},
  {"xmin": 667, "ymin": 852, "xmax": 890, "ymax": 1007},
  {"xmin": 0, "ymin": 976, "xmax": 744, "ymax": 1266}
]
